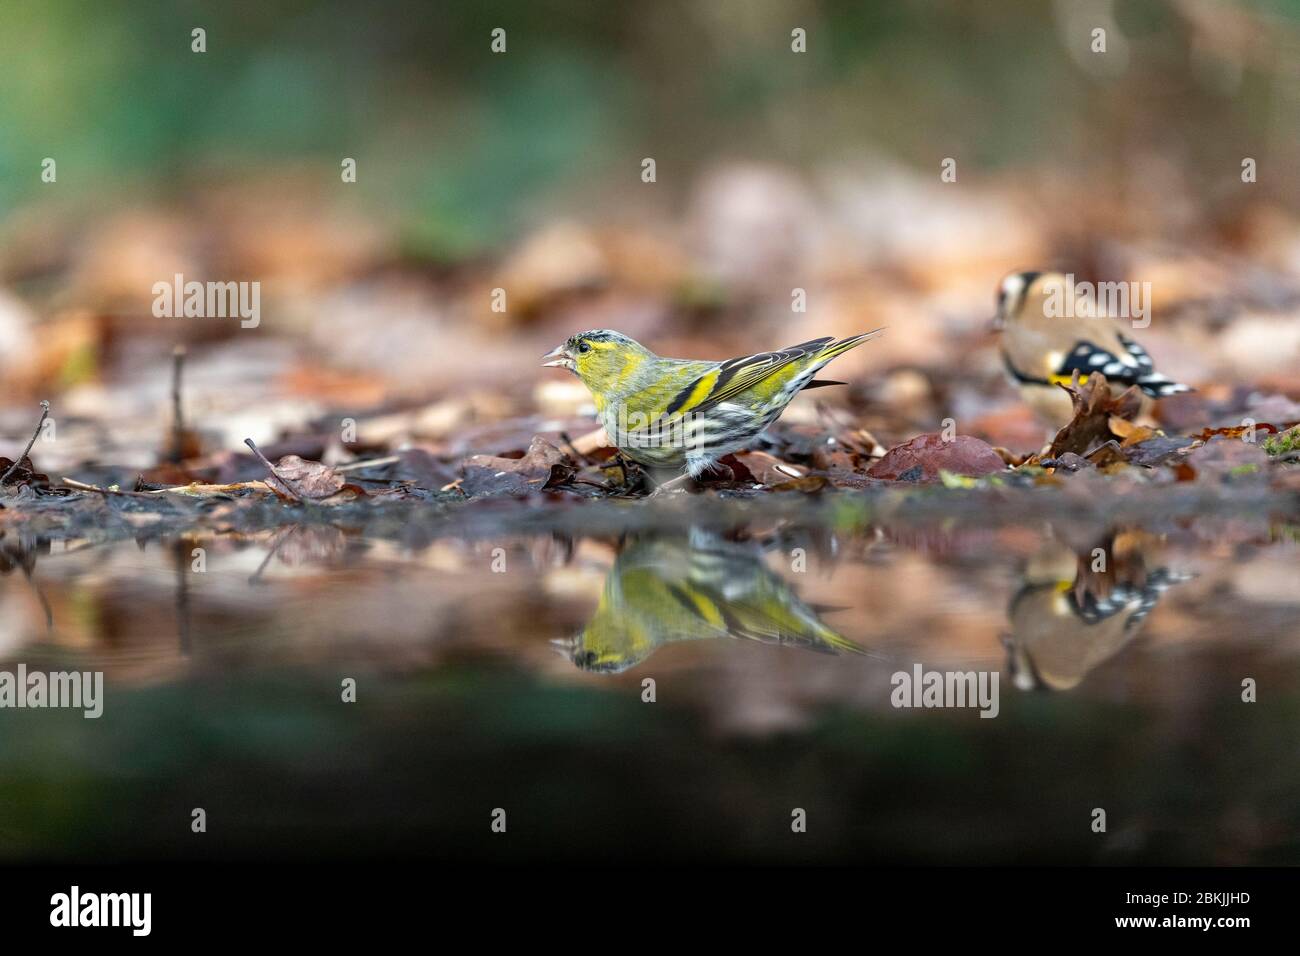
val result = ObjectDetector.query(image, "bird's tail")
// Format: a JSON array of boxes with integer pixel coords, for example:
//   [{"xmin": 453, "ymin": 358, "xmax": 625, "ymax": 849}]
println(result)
[{"xmin": 815, "ymin": 329, "xmax": 884, "ymax": 363}]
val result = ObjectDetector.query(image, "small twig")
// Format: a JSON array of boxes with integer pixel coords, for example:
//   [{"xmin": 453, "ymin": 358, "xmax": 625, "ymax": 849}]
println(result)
[
  {"xmin": 170, "ymin": 346, "xmax": 186, "ymax": 463},
  {"xmin": 244, "ymin": 438, "xmax": 306, "ymax": 503},
  {"xmin": 334, "ymin": 455, "xmax": 401, "ymax": 473},
  {"xmin": 558, "ymin": 431, "xmax": 594, "ymax": 465},
  {"xmin": 569, "ymin": 476, "xmax": 614, "ymax": 492},
  {"xmin": 60, "ymin": 477, "xmax": 105, "ymax": 492},
  {"xmin": 1, "ymin": 401, "xmax": 50, "ymax": 486},
  {"xmin": 145, "ymin": 480, "xmax": 271, "ymax": 496},
  {"xmin": 58, "ymin": 477, "xmax": 156, "ymax": 498}
]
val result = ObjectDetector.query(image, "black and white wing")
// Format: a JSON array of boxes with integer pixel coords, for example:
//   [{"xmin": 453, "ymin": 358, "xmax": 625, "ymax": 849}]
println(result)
[{"xmin": 1057, "ymin": 336, "xmax": 1191, "ymax": 398}]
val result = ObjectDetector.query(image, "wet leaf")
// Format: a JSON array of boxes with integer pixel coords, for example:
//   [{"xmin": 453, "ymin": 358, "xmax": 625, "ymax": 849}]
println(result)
[
  {"xmin": 1191, "ymin": 423, "xmax": 1279, "ymax": 442},
  {"xmin": 0, "ymin": 456, "xmax": 51, "ymax": 491},
  {"xmin": 866, "ymin": 433, "xmax": 1006, "ymax": 482},
  {"xmin": 266, "ymin": 455, "xmax": 348, "ymax": 501},
  {"xmin": 1110, "ymin": 417, "xmax": 1159, "ymax": 447},
  {"xmin": 767, "ymin": 474, "xmax": 829, "ymax": 493},
  {"xmin": 461, "ymin": 437, "xmax": 575, "ymax": 498},
  {"xmin": 1085, "ymin": 441, "xmax": 1128, "ymax": 468},
  {"xmin": 730, "ymin": 450, "xmax": 809, "ymax": 487},
  {"xmin": 1047, "ymin": 374, "xmax": 1143, "ymax": 459}
]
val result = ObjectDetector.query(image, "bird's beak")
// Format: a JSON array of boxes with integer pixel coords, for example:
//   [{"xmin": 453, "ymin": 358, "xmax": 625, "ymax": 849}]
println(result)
[{"xmin": 541, "ymin": 344, "xmax": 575, "ymax": 370}]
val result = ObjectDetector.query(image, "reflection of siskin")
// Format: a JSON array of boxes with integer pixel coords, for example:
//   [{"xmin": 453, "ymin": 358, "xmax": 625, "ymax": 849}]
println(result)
[
  {"xmin": 556, "ymin": 530, "xmax": 865, "ymax": 673},
  {"xmin": 993, "ymin": 271, "xmax": 1190, "ymax": 429},
  {"xmin": 1004, "ymin": 533, "xmax": 1190, "ymax": 691},
  {"xmin": 543, "ymin": 328, "xmax": 879, "ymax": 478}
]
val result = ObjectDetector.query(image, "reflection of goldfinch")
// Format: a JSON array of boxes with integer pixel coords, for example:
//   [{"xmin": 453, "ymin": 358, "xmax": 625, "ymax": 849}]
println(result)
[
  {"xmin": 555, "ymin": 530, "xmax": 864, "ymax": 673},
  {"xmin": 1004, "ymin": 534, "xmax": 1190, "ymax": 691},
  {"xmin": 993, "ymin": 271, "xmax": 1191, "ymax": 428}
]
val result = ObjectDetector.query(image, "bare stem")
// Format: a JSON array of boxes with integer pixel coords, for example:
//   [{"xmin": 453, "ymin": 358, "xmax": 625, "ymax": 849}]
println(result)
[
  {"xmin": 334, "ymin": 455, "xmax": 401, "ymax": 473},
  {"xmin": 1, "ymin": 401, "xmax": 51, "ymax": 486},
  {"xmin": 558, "ymin": 431, "xmax": 593, "ymax": 465},
  {"xmin": 170, "ymin": 346, "xmax": 186, "ymax": 463}
]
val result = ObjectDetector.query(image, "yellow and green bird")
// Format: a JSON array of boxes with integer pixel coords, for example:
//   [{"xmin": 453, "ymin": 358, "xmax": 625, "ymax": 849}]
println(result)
[
  {"xmin": 542, "ymin": 329, "xmax": 880, "ymax": 478},
  {"xmin": 556, "ymin": 531, "xmax": 867, "ymax": 673}
]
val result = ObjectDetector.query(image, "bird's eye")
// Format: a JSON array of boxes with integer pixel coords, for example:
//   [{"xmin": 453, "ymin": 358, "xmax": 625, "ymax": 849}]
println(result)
[{"xmin": 576, "ymin": 340, "xmax": 591, "ymax": 354}]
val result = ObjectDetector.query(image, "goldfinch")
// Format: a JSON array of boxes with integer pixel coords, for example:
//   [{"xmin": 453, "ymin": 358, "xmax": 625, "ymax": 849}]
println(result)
[
  {"xmin": 543, "ymin": 329, "xmax": 880, "ymax": 479},
  {"xmin": 1004, "ymin": 534, "xmax": 1190, "ymax": 691},
  {"xmin": 993, "ymin": 271, "xmax": 1191, "ymax": 429},
  {"xmin": 555, "ymin": 530, "xmax": 864, "ymax": 673}
]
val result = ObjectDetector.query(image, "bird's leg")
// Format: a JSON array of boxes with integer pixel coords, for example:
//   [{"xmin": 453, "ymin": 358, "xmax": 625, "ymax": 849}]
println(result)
[
  {"xmin": 646, "ymin": 458, "xmax": 738, "ymax": 497},
  {"xmin": 646, "ymin": 472, "xmax": 696, "ymax": 497},
  {"xmin": 700, "ymin": 461, "xmax": 735, "ymax": 483}
]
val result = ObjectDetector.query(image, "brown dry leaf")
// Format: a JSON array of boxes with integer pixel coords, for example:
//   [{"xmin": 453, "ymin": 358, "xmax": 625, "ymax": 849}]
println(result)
[
  {"xmin": 730, "ymin": 450, "xmax": 809, "ymax": 486},
  {"xmin": 810, "ymin": 445, "xmax": 864, "ymax": 475},
  {"xmin": 461, "ymin": 437, "xmax": 574, "ymax": 498},
  {"xmin": 1084, "ymin": 441, "xmax": 1127, "ymax": 468},
  {"xmin": 1109, "ymin": 417, "xmax": 1159, "ymax": 447},
  {"xmin": 768, "ymin": 474, "xmax": 829, "ymax": 494},
  {"xmin": 267, "ymin": 455, "xmax": 348, "ymax": 501},
  {"xmin": 866, "ymin": 433, "xmax": 1006, "ymax": 482},
  {"xmin": 0, "ymin": 456, "xmax": 50, "ymax": 491},
  {"xmin": 1047, "ymin": 374, "xmax": 1143, "ymax": 459},
  {"xmin": 1190, "ymin": 423, "xmax": 1279, "ymax": 442}
]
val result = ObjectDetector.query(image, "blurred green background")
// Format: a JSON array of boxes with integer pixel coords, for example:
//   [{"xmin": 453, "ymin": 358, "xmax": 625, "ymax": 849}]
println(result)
[{"xmin": 3, "ymin": 0, "xmax": 1299, "ymax": 257}]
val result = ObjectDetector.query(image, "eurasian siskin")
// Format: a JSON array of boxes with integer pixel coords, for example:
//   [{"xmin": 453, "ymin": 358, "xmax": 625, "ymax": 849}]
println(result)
[{"xmin": 542, "ymin": 328, "xmax": 880, "ymax": 478}]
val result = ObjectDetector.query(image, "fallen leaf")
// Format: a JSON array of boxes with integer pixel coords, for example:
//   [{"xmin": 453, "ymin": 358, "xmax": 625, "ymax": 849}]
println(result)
[
  {"xmin": 768, "ymin": 474, "xmax": 829, "ymax": 493},
  {"xmin": 461, "ymin": 437, "xmax": 575, "ymax": 498},
  {"xmin": 266, "ymin": 455, "xmax": 348, "ymax": 501},
  {"xmin": 730, "ymin": 450, "xmax": 808, "ymax": 486},
  {"xmin": 1084, "ymin": 441, "xmax": 1128, "ymax": 468},
  {"xmin": 0, "ymin": 456, "xmax": 50, "ymax": 491},
  {"xmin": 1109, "ymin": 417, "xmax": 1159, "ymax": 447},
  {"xmin": 1047, "ymin": 374, "xmax": 1143, "ymax": 458},
  {"xmin": 1191, "ymin": 423, "xmax": 1279, "ymax": 442},
  {"xmin": 866, "ymin": 433, "xmax": 1006, "ymax": 482}
]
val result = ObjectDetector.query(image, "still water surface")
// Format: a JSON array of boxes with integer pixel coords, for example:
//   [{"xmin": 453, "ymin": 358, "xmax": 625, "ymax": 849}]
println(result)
[{"xmin": 1, "ymin": 502, "xmax": 1297, "ymax": 863}]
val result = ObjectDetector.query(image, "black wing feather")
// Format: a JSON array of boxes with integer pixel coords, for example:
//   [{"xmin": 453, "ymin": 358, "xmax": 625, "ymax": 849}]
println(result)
[{"xmin": 1056, "ymin": 338, "xmax": 1190, "ymax": 398}]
